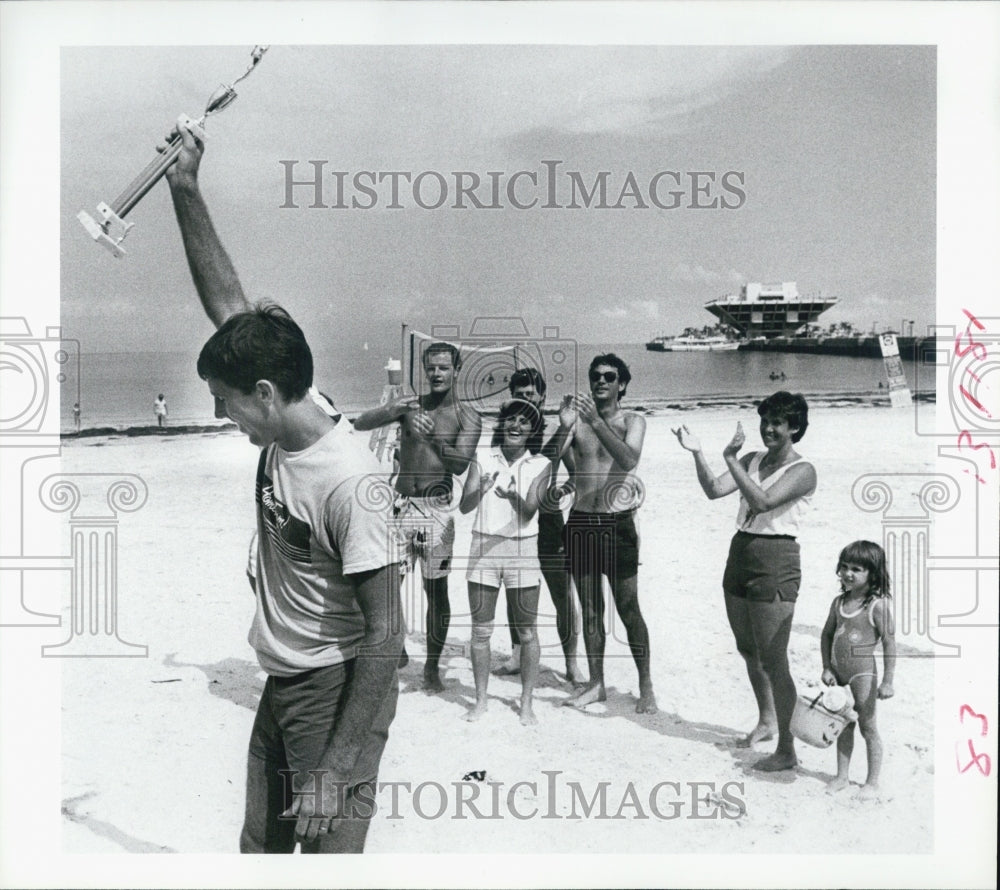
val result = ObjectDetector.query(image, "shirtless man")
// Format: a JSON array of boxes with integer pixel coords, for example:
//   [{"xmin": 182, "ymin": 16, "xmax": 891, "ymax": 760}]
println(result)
[
  {"xmin": 553, "ymin": 353, "xmax": 656, "ymax": 713},
  {"xmin": 354, "ymin": 345, "xmax": 482, "ymax": 692}
]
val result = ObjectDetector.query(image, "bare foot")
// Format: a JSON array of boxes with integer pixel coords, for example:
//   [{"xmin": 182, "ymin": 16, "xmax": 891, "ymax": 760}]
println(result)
[
  {"xmin": 519, "ymin": 703, "xmax": 538, "ymax": 726},
  {"xmin": 752, "ymin": 751, "xmax": 798, "ymax": 772},
  {"xmin": 825, "ymin": 776, "xmax": 851, "ymax": 795},
  {"xmin": 635, "ymin": 687, "xmax": 658, "ymax": 714},
  {"xmin": 397, "ymin": 647, "xmax": 409, "ymax": 669},
  {"xmin": 854, "ymin": 784, "xmax": 879, "ymax": 802},
  {"xmin": 496, "ymin": 646, "xmax": 521, "ymax": 676},
  {"xmin": 735, "ymin": 722, "xmax": 777, "ymax": 748},
  {"xmin": 565, "ymin": 662, "xmax": 587, "ymax": 685},
  {"xmin": 462, "ymin": 701, "xmax": 488, "ymax": 722},
  {"xmin": 423, "ymin": 666, "xmax": 445, "ymax": 693},
  {"xmin": 561, "ymin": 682, "xmax": 607, "ymax": 709}
]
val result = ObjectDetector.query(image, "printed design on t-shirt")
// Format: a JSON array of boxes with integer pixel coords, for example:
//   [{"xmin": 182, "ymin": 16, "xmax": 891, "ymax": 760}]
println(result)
[{"xmin": 256, "ymin": 458, "xmax": 312, "ymax": 564}]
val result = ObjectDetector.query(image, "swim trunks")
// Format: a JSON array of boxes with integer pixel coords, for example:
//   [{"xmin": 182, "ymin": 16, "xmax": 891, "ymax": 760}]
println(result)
[
  {"xmin": 563, "ymin": 509, "xmax": 640, "ymax": 579},
  {"xmin": 392, "ymin": 494, "xmax": 455, "ymax": 580}
]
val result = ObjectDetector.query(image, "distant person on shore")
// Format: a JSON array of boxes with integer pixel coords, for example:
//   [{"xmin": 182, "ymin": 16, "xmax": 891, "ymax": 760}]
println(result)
[
  {"xmin": 821, "ymin": 540, "xmax": 896, "ymax": 800},
  {"xmin": 459, "ymin": 398, "xmax": 552, "ymax": 724},
  {"xmin": 498, "ymin": 368, "xmax": 585, "ymax": 685},
  {"xmin": 154, "ymin": 394, "xmax": 168, "ymax": 428},
  {"xmin": 353, "ymin": 343, "xmax": 482, "ymax": 693},
  {"xmin": 72, "ymin": 402, "xmax": 81, "ymax": 432},
  {"xmin": 673, "ymin": 391, "xmax": 816, "ymax": 771},
  {"xmin": 162, "ymin": 122, "xmax": 404, "ymax": 853},
  {"xmin": 550, "ymin": 354, "xmax": 657, "ymax": 714}
]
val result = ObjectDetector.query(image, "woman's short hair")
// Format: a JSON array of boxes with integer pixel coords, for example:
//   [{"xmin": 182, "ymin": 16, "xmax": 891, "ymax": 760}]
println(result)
[
  {"xmin": 491, "ymin": 398, "xmax": 545, "ymax": 453},
  {"xmin": 757, "ymin": 390, "xmax": 809, "ymax": 442}
]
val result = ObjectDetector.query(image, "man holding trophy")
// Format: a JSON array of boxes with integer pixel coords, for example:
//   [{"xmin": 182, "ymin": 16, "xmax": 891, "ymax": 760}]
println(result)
[{"xmin": 160, "ymin": 121, "xmax": 404, "ymax": 855}]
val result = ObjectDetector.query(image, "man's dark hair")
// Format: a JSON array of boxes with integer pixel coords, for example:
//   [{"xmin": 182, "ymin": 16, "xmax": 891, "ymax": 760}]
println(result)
[
  {"xmin": 197, "ymin": 303, "xmax": 313, "ymax": 401},
  {"xmin": 589, "ymin": 353, "xmax": 632, "ymax": 401},
  {"xmin": 508, "ymin": 367, "xmax": 546, "ymax": 397},
  {"xmin": 757, "ymin": 390, "xmax": 809, "ymax": 442},
  {"xmin": 422, "ymin": 341, "xmax": 462, "ymax": 371}
]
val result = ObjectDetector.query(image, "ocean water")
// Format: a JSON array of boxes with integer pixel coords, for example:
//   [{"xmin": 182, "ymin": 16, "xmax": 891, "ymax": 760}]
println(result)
[{"xmin": 60, "ymin": 343, "xmax": 930, "ymax": 433}]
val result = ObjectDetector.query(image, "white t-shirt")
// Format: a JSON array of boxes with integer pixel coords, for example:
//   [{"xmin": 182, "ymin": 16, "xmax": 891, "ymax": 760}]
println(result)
[
  {"xmin": 250, "ymin": 423, "xmax": 397, "ymax": 677},
  {"xmin": 470, "ymin": 448, "xmax": 551, "ymax": 539},
  {"xmin": 735, "ymin": 451, "xmax": 813, "ymax": 537}
]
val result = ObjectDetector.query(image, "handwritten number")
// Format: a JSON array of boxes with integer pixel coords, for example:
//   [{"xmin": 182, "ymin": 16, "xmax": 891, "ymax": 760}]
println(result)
[
  {"xmin": 957, "ymin": 431, "xmax": 997, "ymax": 469},
  {"xmin": 956, "ymin": 740, "xmax": 992, "ymax": 776},
  {"xmin": 959, "ymin": 704, "xmax": 989, "ymax": 736},
  {"xmin": 954, "ymin": 329, "xmax": 988, "ymax": 362}
]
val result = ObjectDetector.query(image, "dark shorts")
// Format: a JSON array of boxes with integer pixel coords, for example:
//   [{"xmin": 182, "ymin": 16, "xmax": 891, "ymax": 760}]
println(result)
[
  {"xmin": 722, "ymin": 531, "xmax": 801, "ymax": 603},
  {"xmin": 563, "ymin": 509, "xmax": 640, "ymax": 580},
  {"xmin": 242, "ymin": 660, "xmax": 398, "ymax": 853},
  {"xmin": 537, "ymin": 508, "xmax": 567, "ymax": 569}
]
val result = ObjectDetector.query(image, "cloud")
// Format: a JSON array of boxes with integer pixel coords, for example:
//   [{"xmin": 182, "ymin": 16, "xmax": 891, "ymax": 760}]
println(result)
[{"xmin": 669, "ymin": 264, "xmax": 747, "ymax": 287}]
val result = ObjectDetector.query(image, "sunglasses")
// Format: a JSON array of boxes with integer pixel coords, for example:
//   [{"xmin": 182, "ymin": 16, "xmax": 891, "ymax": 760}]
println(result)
[{"xmin": 589, "ymin": 371, "xmax": 618, "ymax": 384}]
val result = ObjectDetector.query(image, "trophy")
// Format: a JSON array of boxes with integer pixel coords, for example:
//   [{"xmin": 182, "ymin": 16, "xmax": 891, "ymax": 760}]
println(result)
[{"xmin": 78, "ymin": 46, "xmax": 269, "ymax": 258}]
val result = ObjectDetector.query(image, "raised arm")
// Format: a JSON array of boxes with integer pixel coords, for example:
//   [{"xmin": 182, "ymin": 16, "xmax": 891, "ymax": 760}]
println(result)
[
  {"xmin": 164, "ymin": 123, "xmax": 251, "ymax": 327},
  {"xmin": 352, "ymin": 394, "xmax": 419, "ymax": 432},
  {"xmin": 495, "ymin": 460, "xmax": 553, "ymax": 524},
  {"xmin": 433, "ymin": 407, "xmax": 483, "ymax": 476},
  {"xmin": 574, "ymin": 394, "xmax": 645, "ymax": 472},
  {"xmin": 460, "ymin": 459, "xmax": 498, "ymax": 514},
  {"xmin": 724, "ymin": 428, "xmax": 816, "ymax": 514},
  {"xmin": 672, "ymin": 424, "xmax": 740, "ymax": 500}
]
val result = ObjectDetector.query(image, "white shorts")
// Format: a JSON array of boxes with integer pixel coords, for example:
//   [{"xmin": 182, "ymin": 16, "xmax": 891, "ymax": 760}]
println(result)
[{"xmin": 466, "ymin": 533, "xmax": 541, "ymax": 589}]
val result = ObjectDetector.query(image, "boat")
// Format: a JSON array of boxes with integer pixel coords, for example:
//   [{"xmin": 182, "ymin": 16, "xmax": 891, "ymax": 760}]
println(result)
[{"xmin": 645, "ymin": 334, "xmax": 741, "ymax": 352}]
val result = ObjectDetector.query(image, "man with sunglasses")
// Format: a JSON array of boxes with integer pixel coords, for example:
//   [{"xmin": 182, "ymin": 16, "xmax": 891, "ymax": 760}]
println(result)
[{"xmin": 552, "ymin": 354, "xmax": 657, "ymax": 714}]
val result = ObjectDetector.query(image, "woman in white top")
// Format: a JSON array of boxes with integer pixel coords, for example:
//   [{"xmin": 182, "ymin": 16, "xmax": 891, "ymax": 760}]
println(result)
[
  {"xmin": 459, "ymin": 399, "xmax": 553, "ymax": 725},
  {"xmin": 674, "ymin": 391, "xmax": 817, "ymax": 772}
]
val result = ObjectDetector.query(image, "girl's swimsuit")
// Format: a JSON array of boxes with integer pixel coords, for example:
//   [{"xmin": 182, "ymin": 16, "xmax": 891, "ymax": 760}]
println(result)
[{"xmin": 831, "ymin": 594, "xmax": 880, "ymax": 685}]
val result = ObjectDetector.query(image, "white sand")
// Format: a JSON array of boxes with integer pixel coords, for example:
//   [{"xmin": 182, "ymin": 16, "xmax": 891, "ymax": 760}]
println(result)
[{"xmin": 58, "ymin": 405, "xmax": 940, "ymax": 856}]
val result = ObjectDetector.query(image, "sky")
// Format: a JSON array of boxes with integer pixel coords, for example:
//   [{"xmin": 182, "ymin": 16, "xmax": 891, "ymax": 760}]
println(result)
[{"xmin": 59, "ymin": 43, "xmax": 936, "ymax": 358}]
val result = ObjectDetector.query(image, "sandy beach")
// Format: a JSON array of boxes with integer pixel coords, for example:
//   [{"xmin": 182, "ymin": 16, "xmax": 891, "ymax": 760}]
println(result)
[{"xmin": 52, "ymin": 402, "xmax": 946, "ymax": 859}]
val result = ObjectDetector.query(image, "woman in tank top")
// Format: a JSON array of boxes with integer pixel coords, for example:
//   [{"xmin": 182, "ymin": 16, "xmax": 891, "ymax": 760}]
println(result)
[{"xmin": 674, "ymin": 391, "xmax": 817, "ymax": 772}]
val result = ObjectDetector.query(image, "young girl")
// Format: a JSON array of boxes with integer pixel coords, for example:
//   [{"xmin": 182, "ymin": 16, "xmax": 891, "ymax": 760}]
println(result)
[
  {"xmin": 459, "ymin": 399, "xmax": 553, "ymax": 725},
  {"xmin": 820, "ymin": 540, "xmax": 896, "ymax": 799}
]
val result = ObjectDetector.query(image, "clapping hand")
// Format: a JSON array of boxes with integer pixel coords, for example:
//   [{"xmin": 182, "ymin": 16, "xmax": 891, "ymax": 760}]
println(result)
[
  {"xmin": 409, "ymin": 409, "xmax": 435, "ymax": 438},
  {"xmin": 558, "ymin": 395, "xmax": 578, "ymax": 430},
  {"xmin": 572, "ymin": 393, "xmax": 599, "ymax": 426},
  {"xmin": 722, "ymin": 422, "xmax": 745, "ymax": 459},
  {"xmin": 480, "ymin": 470, "xmax": 500, "ymax": 496},
  {"xmin": 494, "ymin": 477, "xmax": 517, "ymax": 501},
  {"xmin": 672, "ymin": 424, "xmax": 701, "ymax": 453}
]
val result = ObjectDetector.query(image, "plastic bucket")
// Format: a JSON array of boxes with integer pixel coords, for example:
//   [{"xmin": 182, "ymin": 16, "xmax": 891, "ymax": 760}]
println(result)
[{"xmin": 790, "ymin": 693, "xmax": 857, "ymax": 748}]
